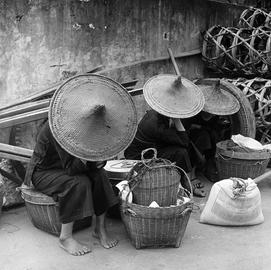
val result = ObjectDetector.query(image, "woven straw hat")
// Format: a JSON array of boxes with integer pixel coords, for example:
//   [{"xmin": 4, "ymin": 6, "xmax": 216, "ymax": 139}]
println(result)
[
  {"xmin": 143, "ymin": 74, "xmax": 205, "ymax": 118},
  {"xmin": 49, "ymin": 74, "xmax": 138, "ymax": 161},
  {"xmin": 196, "ymin": 80, "xmax": 240, "ymax": 115}
]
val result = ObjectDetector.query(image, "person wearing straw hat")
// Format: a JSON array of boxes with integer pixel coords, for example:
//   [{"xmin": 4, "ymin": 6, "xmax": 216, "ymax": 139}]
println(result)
[
  {"xmin": 124, "ymin": 74, "xmax": 207, "ymax": 197},
  {"xmin": 185, "ymin": 80, "xmax": 240, "ymax": 182},
  {"xmin": 24, "ymin": 74, "xmax": 137, "ymax": 256}
]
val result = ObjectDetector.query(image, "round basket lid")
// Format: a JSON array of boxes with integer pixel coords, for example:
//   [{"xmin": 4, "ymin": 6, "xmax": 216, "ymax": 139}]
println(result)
[
  {"xmin": 143, "ymin": 74, "xmax": 205, "ymax": 118},
  {"xmin": 104, "ymin": 160, "xmax": 138, "ymax": 173},
  {"xmin": 49, "ymin": 74, "xmax": 138, "ymax": 161},
  {"xmin": 196, "ymin": 80, "xmax": 240, "ymax": 115}
]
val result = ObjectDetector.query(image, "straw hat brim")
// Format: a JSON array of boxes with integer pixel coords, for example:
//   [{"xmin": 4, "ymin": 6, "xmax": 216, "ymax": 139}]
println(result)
[
  {"xmin": 197, "ymin": 84, "xmax": 240, "ymax": 115},
  {"xmin": 143, "ymin": 74, "xmax": 205, "ymax": 118},
  {"xmin": 49, "ymin": 74, "xmax": 138, "ymax": 161}
]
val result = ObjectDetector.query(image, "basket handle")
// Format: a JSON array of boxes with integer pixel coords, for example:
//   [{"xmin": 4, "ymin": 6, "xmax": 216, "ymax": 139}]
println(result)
[
  {"xmin": 217, "ymin": 151, "xmax": 235, "ymax": 161},
  {"xmin": 141, "ymin": 148, "xmax": 157, "ymax": 161},
  {"xmin": 122, "ymin": 163, "xmax": 193, "ymax": 206}
]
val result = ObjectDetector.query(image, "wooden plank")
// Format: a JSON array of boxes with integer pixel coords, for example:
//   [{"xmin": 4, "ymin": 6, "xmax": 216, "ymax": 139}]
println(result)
[
  {"xmin": 0, "ymin": 108, "xmax": 48, "ymax": 128},
  {"xmin": 96, "ymin": 49, "xmax": 202, "ymax": 75},
  {"xmin": 0, "ymin": 152, "xmax": 31, "ymax": 162},
  {"xmin": 0, "ymin": 142, "xmax": 33, "ymax": 158},
  {"xmin": 129, "ymin": 88, "xmax": 143, "ymax": 96},
  {"xmin": 0, "ymin": 99, "xmax": 50, "ymax": 119}
]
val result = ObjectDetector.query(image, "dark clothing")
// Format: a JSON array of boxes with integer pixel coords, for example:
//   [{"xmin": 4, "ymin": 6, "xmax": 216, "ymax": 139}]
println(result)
[
  {"xmin": 24, "ymin": 122, "xmax": 117, "ymax": 224},
  {"xmin": 183, "ymin": 113, "xmax": 221, "ymax": 159},
  {"xmin": 124, "ymin": 110, "xmax": 192, "ymax": 172}
]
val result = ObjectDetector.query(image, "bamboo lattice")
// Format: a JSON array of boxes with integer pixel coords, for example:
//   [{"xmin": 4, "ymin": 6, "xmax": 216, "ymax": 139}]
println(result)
[
  {"xmin": 226, "ymin": 77, "xmax": 271, "ymax": 143},
  {"xmin": 239, "ymin": 7, "xmax": 271, "ymax": 28},
  {"xmin": 202, "ymin": 26, "xmax": 271, "ymax": 77}
]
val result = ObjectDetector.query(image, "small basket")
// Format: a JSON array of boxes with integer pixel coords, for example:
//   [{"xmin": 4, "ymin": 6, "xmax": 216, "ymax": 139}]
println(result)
[
  {"xmin": 127, "ymin": 148, "xmax": 181, "ymax": 207},
  {"xmin": 120, "ymin": 168, "xmax": 193, "ymax": 249},
  {"xmin": 20, "ymin": 185, "xmax": 91, "ymax": 236},
  {"xmin": 216, "ymin": 140, "xmax": 270, "ymax": 180}
]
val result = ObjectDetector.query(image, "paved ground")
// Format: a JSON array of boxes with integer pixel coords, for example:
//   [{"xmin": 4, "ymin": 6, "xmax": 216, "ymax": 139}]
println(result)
[{"xmin": 1, "ymin": 177, "xmax": 271, "ymax": 270}]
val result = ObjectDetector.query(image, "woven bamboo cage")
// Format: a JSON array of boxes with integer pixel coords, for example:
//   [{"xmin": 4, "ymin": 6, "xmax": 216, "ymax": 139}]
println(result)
[
  {"xmin": 202, "ymin": 26, "xmax": 271, "ymax": 77},
  {"xmin": 239, "ymin": 7, "xmax": 271, "ymax": 28},
  {"xmin": 227, "ymin": 77, "xmax": 271, "ymax": 144}
]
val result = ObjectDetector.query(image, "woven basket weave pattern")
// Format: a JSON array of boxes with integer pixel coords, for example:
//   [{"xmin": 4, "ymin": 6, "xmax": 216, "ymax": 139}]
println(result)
[
  {"xmin": 21, "ymin": 187, "xmax": 91, "ymax": 235},
  {"xmin": 216, "ymin": 156, "xmax": 269, "ymax": 180},
  {"xmin": 129, "ymin": 160, "xmax": 181, "ymax": 207},
  {"xmin": 216, "ymin": 140, "xmax": 270, "ymax": 179},
  {"xmin": 120, "ymin": 199, "xmax": 192, "ymax": 249}
]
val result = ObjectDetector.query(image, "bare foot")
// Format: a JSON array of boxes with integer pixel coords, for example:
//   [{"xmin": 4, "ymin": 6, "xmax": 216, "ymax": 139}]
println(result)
[
  {"xmin": 59, "ymin": 237, "xmax": 91, "ymax": 256},
  {"xmin": 93, "ymin": 229, "xmax": 118, "ymax": 249}
]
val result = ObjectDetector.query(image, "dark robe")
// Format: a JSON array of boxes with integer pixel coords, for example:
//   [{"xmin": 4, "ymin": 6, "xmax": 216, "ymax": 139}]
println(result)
[
  {"xmin": 124, "ymin": 110, "xmax": 193, "ymax": 172},
  {"xmin": 24, "ymin": 121, "xmax": 118, "ymax": 224}
]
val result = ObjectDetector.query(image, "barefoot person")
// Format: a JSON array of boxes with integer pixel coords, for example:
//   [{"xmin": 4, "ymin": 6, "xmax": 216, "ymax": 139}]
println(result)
[
  {"xmin": 24, "ymin": 74, "xmax": 137, "ymax": 255},
  {"xmin": 124, "ymin": 74, "xmax": 206, "ymax": 197}
]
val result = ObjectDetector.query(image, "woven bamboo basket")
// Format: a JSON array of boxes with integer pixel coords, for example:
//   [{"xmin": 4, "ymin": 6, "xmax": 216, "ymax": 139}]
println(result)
[
  {"xmin": 121, "ymin": 169, "xmax": 193, "ymax": 249},
  {"xmin": 239, "ymin": 7, "xmax": 271, "ymax": 29},
  {"xmin": 227, "ymin": 77, "xmax": 271, "ymax": 144},
  {"xmin": 20, "ymin": 185, "xmax": 91, "ymax": 236},
  {"xmin": 202, "ymin": 25, "xmax": 271, "ymax": 77},
  {"xmin": 127, "ymin": 148, "xmax": 181, "ymax": 207},
  {"xmin": 216, "ymin": 140, "xmax": 270, "ymax": 180}
]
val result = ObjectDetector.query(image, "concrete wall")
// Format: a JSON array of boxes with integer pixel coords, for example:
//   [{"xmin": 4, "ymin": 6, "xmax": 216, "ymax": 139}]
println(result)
[
  {"xmin": 0, "ymin": 0, "xmax": 206, "ymax": 106},
  {"xmin": 0, "ymin": 0, "xmax": 254, "ymax": 147}
]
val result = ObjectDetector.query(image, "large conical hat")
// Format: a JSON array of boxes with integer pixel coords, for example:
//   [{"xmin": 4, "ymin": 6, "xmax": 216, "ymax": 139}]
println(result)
[
  {"xmin": 196, "ymin": 80, "xmax": 240, "ymax": 115},
  {"xmin": 143, "ymin": 74, "xmax": 205, "ymax": 118},
  {"xmin": 49, "ymin": 74, "xmax": 138, "ymax": 161}
]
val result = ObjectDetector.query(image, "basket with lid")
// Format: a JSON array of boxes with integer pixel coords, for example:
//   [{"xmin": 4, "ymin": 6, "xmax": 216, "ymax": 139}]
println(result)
[
  {"xmin": 216, "ymin": 140, "xmax": 270, "ymax": 180},
  {"xmin": 127, "ymin": 148, "xmax": 181, "ymax": 207}
]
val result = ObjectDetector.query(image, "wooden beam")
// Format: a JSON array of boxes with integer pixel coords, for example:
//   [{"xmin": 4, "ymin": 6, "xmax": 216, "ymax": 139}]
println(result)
[
  {"xmin": 0, "ymin": 142, "xmax": 33, "ymax": 158},
  {"xmin": 0, "ymin": 152, "xmax": 31, "ymax": 162},
  {"xmin": 0, "ymin": 99, "xmax": 50, "ymax": 119},
  {"xmin": 0, "ymin": 108, "xmax": 48, "ymax": 128}
]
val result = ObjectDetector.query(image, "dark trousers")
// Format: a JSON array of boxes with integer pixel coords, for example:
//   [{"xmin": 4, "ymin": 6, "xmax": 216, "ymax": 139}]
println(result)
[{"xmin": 32, "ymin": 168, "xmax": 118, "ymax": 224}]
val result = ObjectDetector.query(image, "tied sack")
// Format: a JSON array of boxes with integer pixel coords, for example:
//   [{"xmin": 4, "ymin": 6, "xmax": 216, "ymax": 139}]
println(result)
[{"xmin": 200, "ymin": 178, "xmax": 264, "ymax": 226}]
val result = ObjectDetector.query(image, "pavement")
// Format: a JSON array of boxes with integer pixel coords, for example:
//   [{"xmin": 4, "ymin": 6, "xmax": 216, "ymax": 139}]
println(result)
[{"xmin": 1, "ymin": 176, "xmax": 271, "ymax": 270}]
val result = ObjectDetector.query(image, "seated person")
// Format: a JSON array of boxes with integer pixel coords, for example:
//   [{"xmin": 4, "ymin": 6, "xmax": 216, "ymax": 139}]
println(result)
[
  {"xmin": 124, "ymin": 74, "xmax": 206, "ymax": 197},
  {"xmin": 24, "ymin": 74, "xmax": 138, "ymax": 256},
  {"xmin": 25, "ymin": 121, "xmax": 118, "ymax": 255},
  {"xmin": 188, "ymin": 80, "xmax": 241, "ymax": 181},
  {"xmin": 124, "ymin": 109, "xmax": 206, "ymax": 197}
]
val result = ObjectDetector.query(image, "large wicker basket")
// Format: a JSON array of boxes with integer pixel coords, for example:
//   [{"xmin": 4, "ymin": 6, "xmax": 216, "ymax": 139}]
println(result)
[
  {"xmin": 216, "ymin": 140, "xmax": 270, "ymax": 180},
  {"xmin": 128, "ymin": 148, "xmax": 181, "ymax": 207},
  {"xmin": 20, "ymin": 185, "xmax": 91, "ymax": 236},
  {"xmin": 121, "ymin": 169, "xmax": 193, "ymax": 249}
]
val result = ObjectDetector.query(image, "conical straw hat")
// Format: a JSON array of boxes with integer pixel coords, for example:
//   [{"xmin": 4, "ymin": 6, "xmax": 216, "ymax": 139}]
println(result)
[
  {"xmin": 143, "ymin": 74, "xmax": 205, "ymax": 118},
  {"xmin": 197, "ymin": 81, "xmax": 240, "ymax": 115},
  {"xmin": 49, "ymin": 74, "xmax": 138, "ymax": 161}
]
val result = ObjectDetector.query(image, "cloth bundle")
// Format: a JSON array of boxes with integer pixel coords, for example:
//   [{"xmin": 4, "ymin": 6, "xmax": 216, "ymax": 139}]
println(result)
[{"xmin": 200, "ymin": 178, "xmax": 264, "ymax": 226}]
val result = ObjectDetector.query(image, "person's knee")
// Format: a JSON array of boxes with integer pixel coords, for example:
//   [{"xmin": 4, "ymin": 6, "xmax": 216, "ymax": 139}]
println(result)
[{"xmin": 72, "ymin": 175, "xmax": 92, "ymax": 193}]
